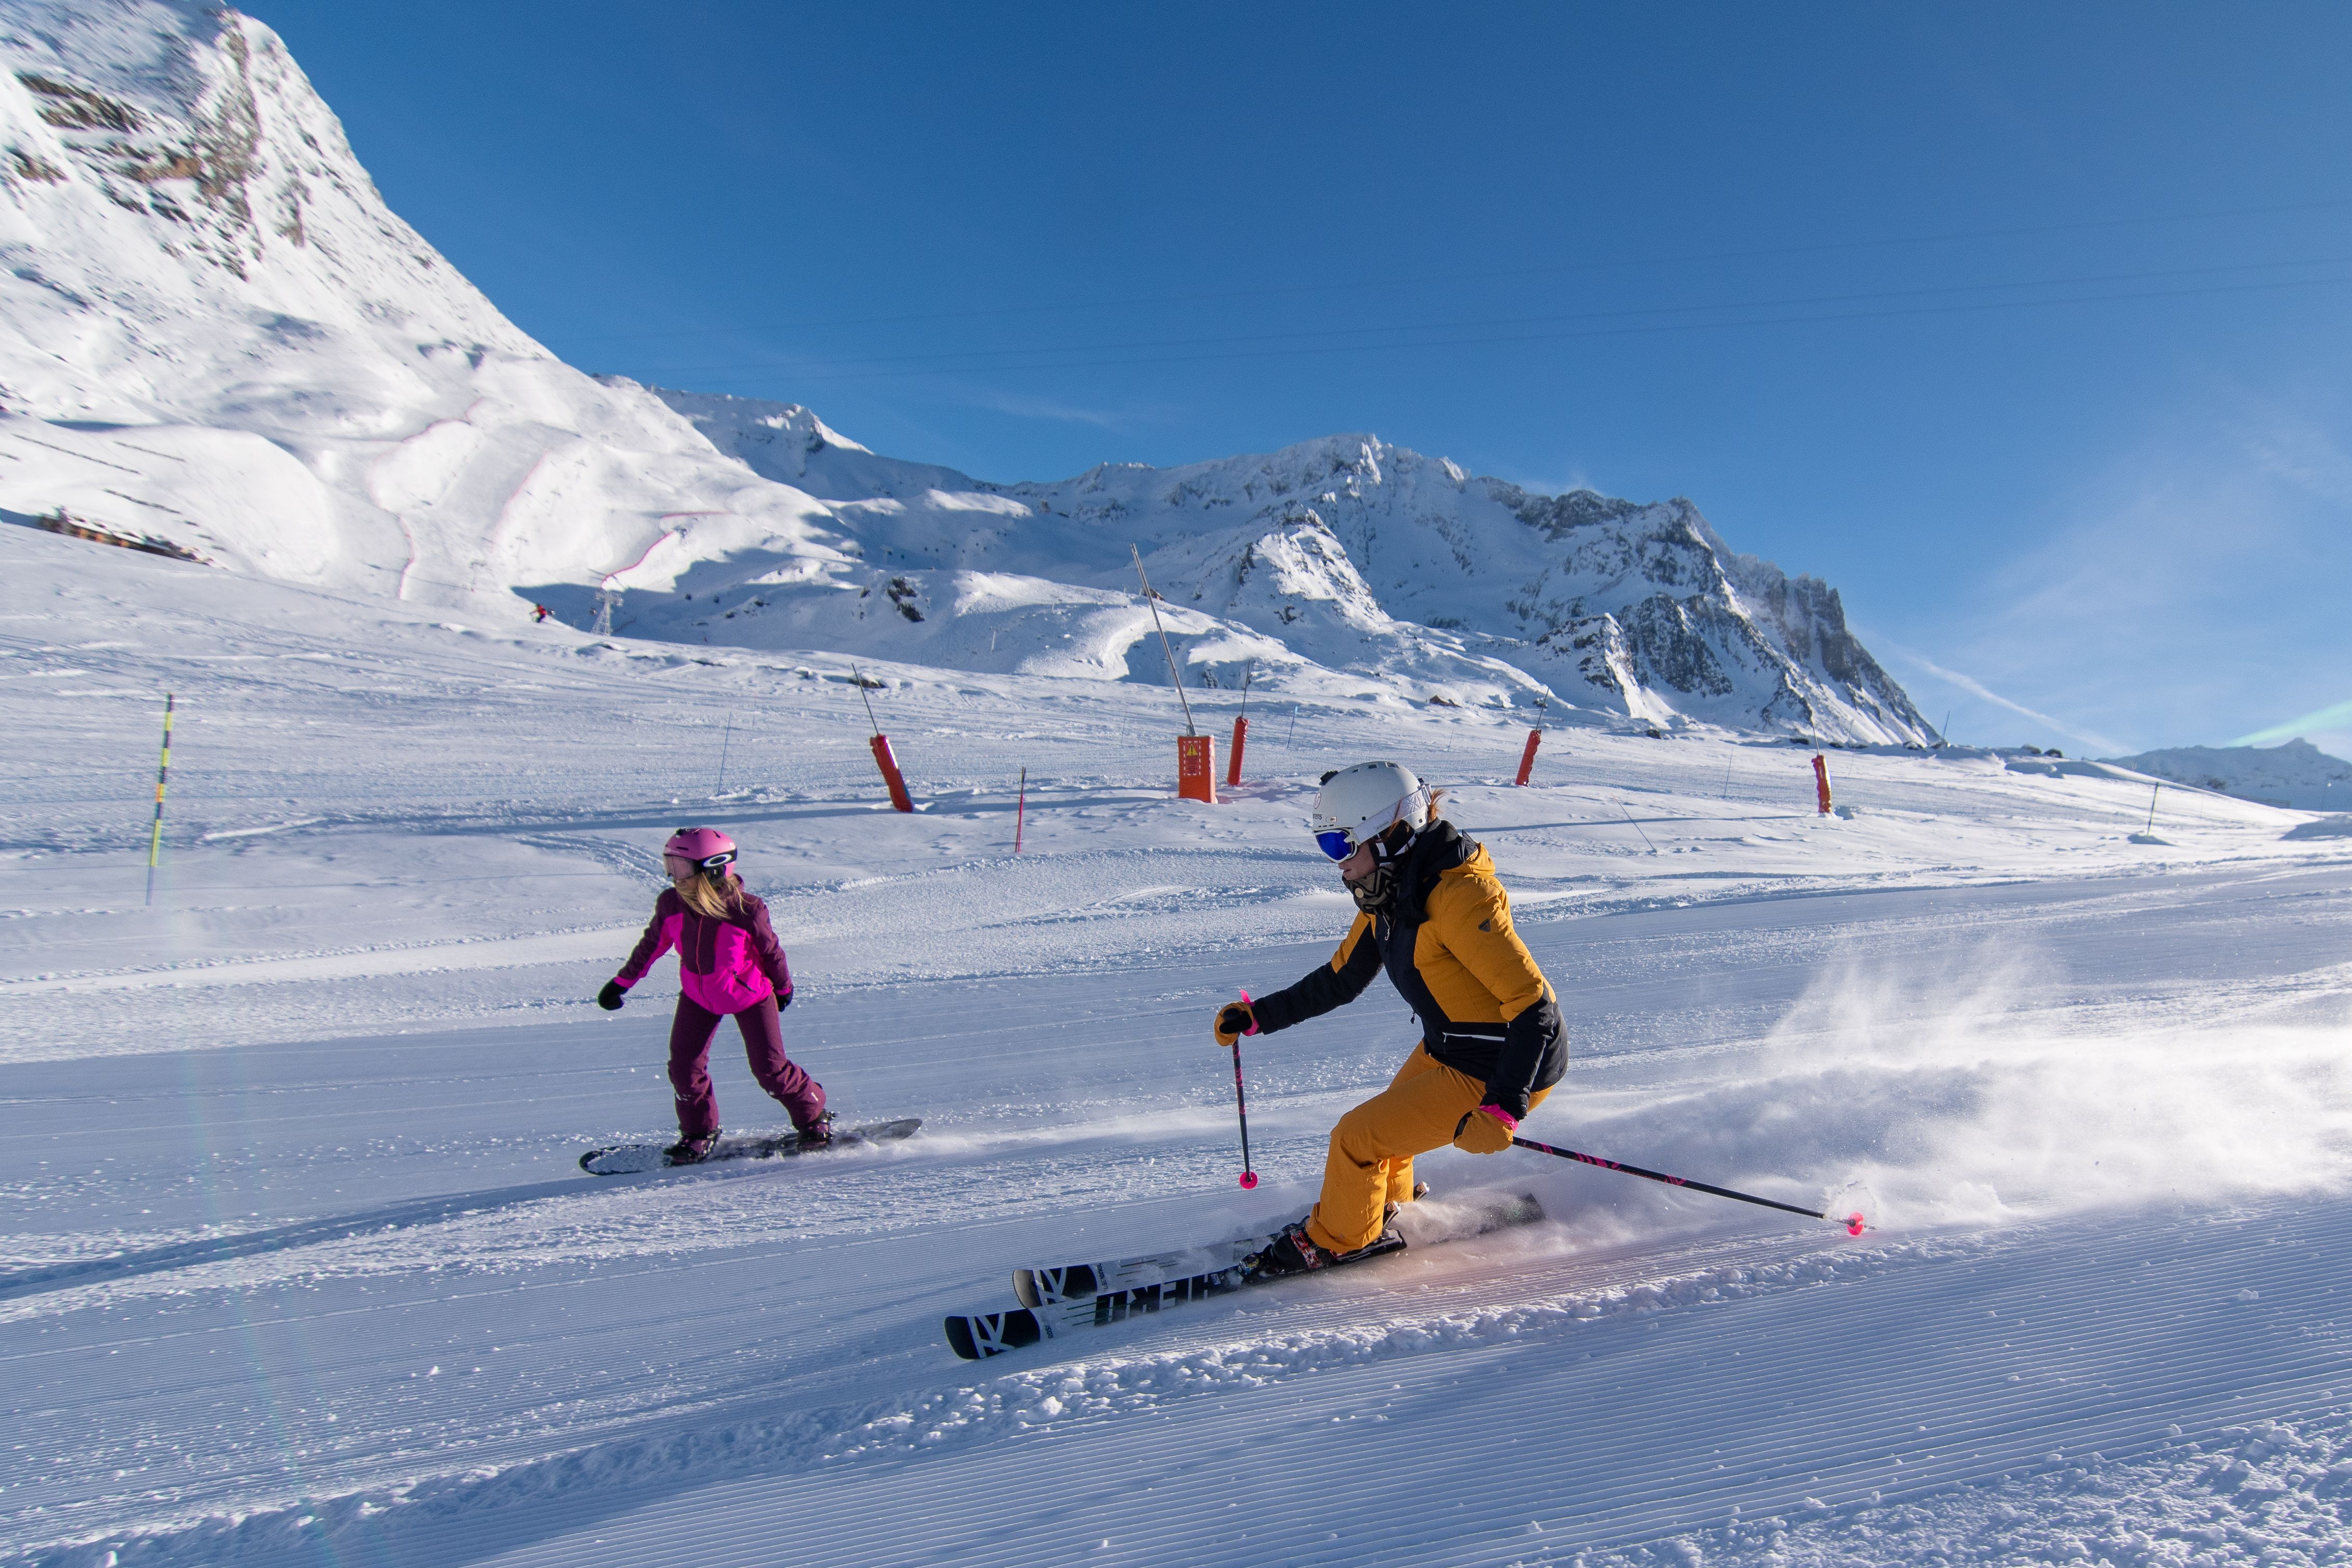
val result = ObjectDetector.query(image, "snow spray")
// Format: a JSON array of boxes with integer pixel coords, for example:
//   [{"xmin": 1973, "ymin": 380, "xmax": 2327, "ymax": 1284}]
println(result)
[
  {"xmin": 1232, "ymin": 989, "xmax": 1259, "ymax": 1189},
  {"xmin": 144, "ymin": 692, "xmax": 173, "ymax": 907},
  {"xmin": 1510, "ymin": 1136, "xmax": 1867, "ymax": 1235}
]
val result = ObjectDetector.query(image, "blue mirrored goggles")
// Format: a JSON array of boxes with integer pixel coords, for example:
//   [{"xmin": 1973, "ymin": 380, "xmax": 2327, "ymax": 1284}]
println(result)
[{"xmin": 1314, "ymin": 829, "xmax": 1357, "ymax": 863}]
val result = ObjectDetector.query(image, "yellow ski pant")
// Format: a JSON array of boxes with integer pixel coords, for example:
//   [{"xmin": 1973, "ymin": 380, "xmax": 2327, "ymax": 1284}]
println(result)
[{"xmin": 1304, "ymin": 1043, "xmax": 1554, "ymax": 1254}]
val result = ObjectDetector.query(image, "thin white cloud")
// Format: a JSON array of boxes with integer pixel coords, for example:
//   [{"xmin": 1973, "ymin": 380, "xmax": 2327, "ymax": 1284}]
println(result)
[
  {"xmin": 1865, "ymin": 631, "xmax": 2126, "ymax": 753},
  {"xmin": 2231, "ymin": 697, "xmax": 2352, "ymax": 748},
  {"xmin": 949, "ymin": 383, "xmax": 1133, "ymax": 429}
]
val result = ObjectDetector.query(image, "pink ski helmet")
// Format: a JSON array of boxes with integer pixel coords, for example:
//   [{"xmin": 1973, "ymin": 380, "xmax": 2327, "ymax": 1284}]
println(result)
[{"xmin": 663, "ymin": 826, "xmax": 737, "ymax": 872}]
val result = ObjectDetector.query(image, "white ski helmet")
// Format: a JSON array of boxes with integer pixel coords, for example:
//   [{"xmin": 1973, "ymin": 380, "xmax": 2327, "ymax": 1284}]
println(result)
[{"xmin": 1312, "ymin": 761, "xmax": 1429, "ymax": 861}]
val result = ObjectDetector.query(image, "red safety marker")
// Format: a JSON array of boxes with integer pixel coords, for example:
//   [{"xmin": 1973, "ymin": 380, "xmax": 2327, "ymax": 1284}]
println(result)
[{"xmin": 1232, "ymin": 988, "xmax": 1259, "ymax": 1189}]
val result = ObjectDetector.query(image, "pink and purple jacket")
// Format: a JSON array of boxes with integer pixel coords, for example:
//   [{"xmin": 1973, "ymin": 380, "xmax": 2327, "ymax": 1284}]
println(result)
[{"xmin": 613, "ymin": 887, "xmax": 794, "ymax": 1016}]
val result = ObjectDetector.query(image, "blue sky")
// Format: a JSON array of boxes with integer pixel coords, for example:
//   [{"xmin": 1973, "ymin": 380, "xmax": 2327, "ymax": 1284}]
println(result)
[{"xmin": 248, "ymin": 1, "xmax": 2352, "ymax": 759}]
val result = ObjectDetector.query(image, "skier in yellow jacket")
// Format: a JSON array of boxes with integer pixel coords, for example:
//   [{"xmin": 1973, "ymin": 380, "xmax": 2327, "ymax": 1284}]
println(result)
[{"xmin": 1216, "ymin": 761, "xmax": 1565, "ymax": 1276}]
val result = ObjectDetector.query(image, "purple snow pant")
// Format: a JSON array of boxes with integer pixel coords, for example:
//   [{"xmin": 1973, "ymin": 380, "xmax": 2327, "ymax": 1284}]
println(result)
[{"xmin": 667, "ymin": 994, "xmax": 825, "ymax": 1138}]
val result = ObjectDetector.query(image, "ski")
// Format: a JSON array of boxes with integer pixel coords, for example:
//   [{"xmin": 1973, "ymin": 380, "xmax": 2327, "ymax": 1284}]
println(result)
[
  {"xmin": 579, "ymin": 1116, "xmax": 921, "ymax": 1175},
  {"xmin": 945, "ymin": 1190, "xmax": 1543, "ymax": 1360}
]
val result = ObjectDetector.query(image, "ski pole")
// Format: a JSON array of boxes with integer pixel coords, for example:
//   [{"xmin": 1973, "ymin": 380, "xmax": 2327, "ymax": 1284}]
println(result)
[
  {"xmin": 1231, "ymin": 989, "xmax": 1258, "ymax": 1189},
  {"xmin": 1510, "ymin": 1136, "xmax": 1866, "ymax": 1235}
]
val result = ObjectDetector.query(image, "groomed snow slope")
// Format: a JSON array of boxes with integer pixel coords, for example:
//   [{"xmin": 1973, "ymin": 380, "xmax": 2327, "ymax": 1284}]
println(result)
[{"xmin": 4, "ymin": 524, "xmax": 2350, "ymax": 1567}]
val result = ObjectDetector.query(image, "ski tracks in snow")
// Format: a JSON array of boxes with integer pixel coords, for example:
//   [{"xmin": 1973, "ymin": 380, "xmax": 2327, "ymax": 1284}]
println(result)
[{"xmin": 15, "ymin": 1198, "xmax": 2348, "ymax": 1567}]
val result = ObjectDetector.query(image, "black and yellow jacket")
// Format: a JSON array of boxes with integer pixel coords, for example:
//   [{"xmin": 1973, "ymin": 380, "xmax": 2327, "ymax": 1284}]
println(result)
[{"xmin": 1249, "ymin": 820, "xmax": 1566, "ymax": 1117}]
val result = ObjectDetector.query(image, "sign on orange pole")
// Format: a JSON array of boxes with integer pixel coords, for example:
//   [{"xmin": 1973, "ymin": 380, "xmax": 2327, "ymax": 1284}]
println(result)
[
  {"xmin": 1178, "ymin": 734, "xmax": 1218, "ymax": 803},
  {"xmin": 1812, "ymin": 753, "xmax": 1832, "ymax": 815}
]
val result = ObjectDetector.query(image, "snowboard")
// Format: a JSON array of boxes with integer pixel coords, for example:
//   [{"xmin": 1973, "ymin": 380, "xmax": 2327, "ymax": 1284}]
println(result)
[
  {"xmin": 580, "ymin": 1116, "xmax": 921, "ymax": 1175},
  {"xmin": 946, "ymin": 1190, "xmax": 1544, "ymax": 1360}
]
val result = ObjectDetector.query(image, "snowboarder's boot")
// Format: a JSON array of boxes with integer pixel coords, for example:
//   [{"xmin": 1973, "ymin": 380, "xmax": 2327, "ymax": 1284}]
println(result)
[
  {"xmin": 1245, "ymin": 1217, "xmax": 1405, "ymax": 1281},
  {"xmin": 665, "ymin": 1130, "xmax": 721, "ymax": 1165},
  {"xmin": 794, "ymin": 1111, "xmax": 836, "ymax": 1148}
]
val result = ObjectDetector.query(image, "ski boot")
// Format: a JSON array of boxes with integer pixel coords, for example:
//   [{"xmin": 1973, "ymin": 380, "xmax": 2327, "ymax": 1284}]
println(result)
[
  {"xmin": 664, "ymin": 1130, "xmax": 721, "ymax": 1165},
  {"xmin": 1245, "ymin": 1216, "xmax": 1406, "ymax": 1281},
  {"xmin": 793, "ymin": 1111, "xmax": 837, "ymax": 1149}
]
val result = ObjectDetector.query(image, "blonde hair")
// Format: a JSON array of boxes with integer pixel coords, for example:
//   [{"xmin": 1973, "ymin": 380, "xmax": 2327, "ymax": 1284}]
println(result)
[
  {"xmin": 1425, "ymin": 786, "xmax": 1448, "ymax": 822},
  {"xmin": 676, "ymin": 870, "xmax": 744, "ymax": 920}
]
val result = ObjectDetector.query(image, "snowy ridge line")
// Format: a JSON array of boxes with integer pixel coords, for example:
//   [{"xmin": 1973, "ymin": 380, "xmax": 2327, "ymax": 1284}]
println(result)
[{"xmin": 1, "ymin": 1225, "xmax": 1916, "ymax": 1566}]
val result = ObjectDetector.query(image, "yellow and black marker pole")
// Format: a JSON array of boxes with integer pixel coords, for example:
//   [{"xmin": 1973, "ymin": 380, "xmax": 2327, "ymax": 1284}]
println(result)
[{"xmin": 145, "ymin": 692, "xmax": 173, "ymax": 908}]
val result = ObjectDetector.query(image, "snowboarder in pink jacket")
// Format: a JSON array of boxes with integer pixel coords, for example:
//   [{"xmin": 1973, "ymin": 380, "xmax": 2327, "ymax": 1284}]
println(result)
[{"xmin": 598, "ymin": 827, "xmax": 828, "ymax": 1161}]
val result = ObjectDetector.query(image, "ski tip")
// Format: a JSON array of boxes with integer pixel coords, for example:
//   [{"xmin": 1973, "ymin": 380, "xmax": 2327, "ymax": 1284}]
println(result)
[
  {"xmin": 944, "ymin": 1307, "xmax": 1044, "ymax": 1361},
  {"xmin": 1012, "ymin": 1268, "xmax": 1040, "ymax": 1309}
]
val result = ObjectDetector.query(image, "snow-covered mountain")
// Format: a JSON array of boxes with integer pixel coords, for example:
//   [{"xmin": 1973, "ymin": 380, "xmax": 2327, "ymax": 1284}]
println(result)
[
  {"xmin": 0, "ymin": 0, "xmax": 1932, "ymax": 743},
  {"xmin": 2101, "ymin": 739, "xmax": 2352, "ymax": 811},
  {"xmin": 654, "ymin": 392, "xmax": 1932, "ymax": 741},
  {"xmin": 0, "ymin": 0, "xmax": 836, "ymax": 608}
]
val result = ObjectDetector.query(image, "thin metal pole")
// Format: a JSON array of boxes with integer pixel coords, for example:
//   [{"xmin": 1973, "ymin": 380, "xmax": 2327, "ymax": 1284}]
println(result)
[
  {"xmin": 853, "ymin": 664, "xmax": 880, "ymax": 735},
  {"xmin": 2146, "ymin": 784, "xmax": 2161, "ymax": 834},
  {"xmin": 715, "ymin": 713, "xmax": 732, "ymax": 795},
  {"xmin": 1232, "ymin": 990, "xmax": 1259, "ymax": 1188},
  {"xmin": 1511, "ymin": 1136, "xmax": 1866, "ymax": 1233},
  {"xmin": 1130, "ymin": 545, "xmax": 1197, "ymax": 736},
  {"xmin": 145, "ymin": 693, "xmax": 173, "ymax": 907},
  {"xmin": 1618, "ymin": 801, "xmax": 1658, "ymax": 853}
]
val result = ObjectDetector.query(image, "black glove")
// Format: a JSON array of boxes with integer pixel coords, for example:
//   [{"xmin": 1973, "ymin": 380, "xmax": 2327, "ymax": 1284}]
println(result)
[{"xmin": 597, "ymin": 980, "xmax": 626, "ymax": 1011}]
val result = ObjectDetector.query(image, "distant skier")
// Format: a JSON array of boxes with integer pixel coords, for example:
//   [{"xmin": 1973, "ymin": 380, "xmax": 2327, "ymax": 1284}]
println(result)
[
  {"xmin": 597, "ymin": 827, "xmax": 829, "ymax": 1161},
  {"xmin": 1214, "ymin": 762, "xmax": 1565, "ymax": 1275},
  {"xmin": 532, "ymin": 603, "xmax": 552, "ymax": 623}
]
